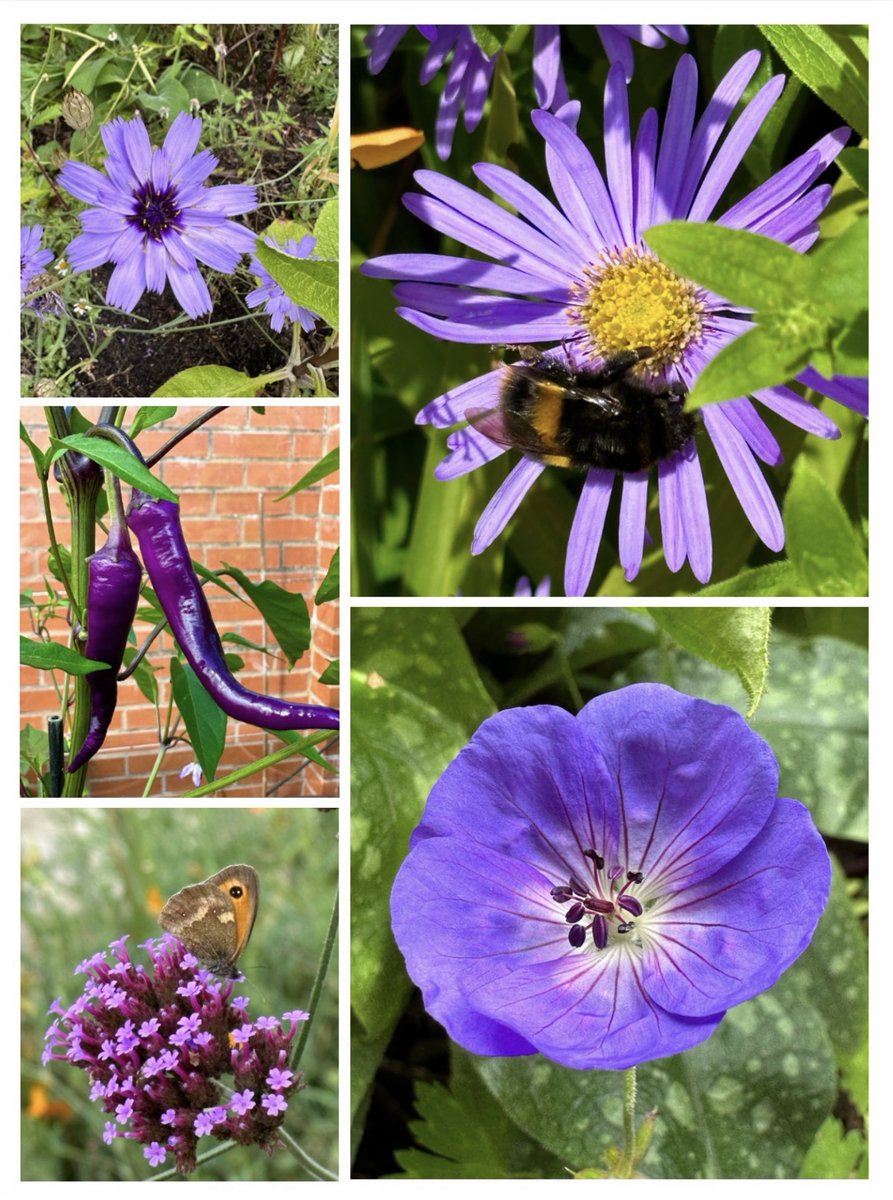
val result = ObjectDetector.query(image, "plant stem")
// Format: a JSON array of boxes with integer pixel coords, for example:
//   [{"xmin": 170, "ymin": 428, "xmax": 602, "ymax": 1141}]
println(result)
[
  {"xmin": 620, "ymin": 1065, "xmax": 637, "ymax": 1178},
  {"xmin": 179, "ymin": 731, "xmax": 335, "ymax": 796},
  {"xmin": 291, "ymin": 889, "xmax": 338, "ymax": 1072}
]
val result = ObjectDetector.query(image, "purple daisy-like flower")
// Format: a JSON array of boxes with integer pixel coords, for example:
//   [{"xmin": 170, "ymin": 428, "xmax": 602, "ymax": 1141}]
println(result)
[
  {"xmin": 533, "ymin": 24, "xmax": 688, "ymax": 107},
  {"xmin": 21, "ymin": 224, "xmax": 54, "ymax": 297},
  {"xmin": 391, "ymin": 683, "xmax": 830, "ymax": 1070},
  {"xmin": 363, "ymin": 51, "xmax": 865, "ymax": 594},
  {"xmin": 57, "ymin": 112, "xmax": 258, "ymax": 319},
  {"xmin": 43, "ymin": 932, "xmax": 304, "ymax": 1174},
  {"xmin": 246, "ymin": 235, "xmax": 322, "ymax": 333},
  {"xmin": 366, "ymin": 25, "xmax": 689, "ymax": 160}
]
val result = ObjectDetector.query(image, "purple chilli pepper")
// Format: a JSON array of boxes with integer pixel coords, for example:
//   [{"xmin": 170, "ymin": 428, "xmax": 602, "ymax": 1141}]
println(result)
[
  {"xmin": 67, "ymin": 519, "xmax": 143, "ymax": 772},
  {"xmin": 126, "ymin": 490, "xmax": 340, "ymax": 731}
]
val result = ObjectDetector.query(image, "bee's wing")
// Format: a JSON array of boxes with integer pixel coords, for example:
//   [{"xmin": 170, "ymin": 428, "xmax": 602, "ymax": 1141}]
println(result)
[
  {"xmin": 567, "ymin": 387, "xmax": 626, "ymax": 417},
  {"xmin": 467, "ymin": 405, "xmax": 549, "ymax": 457}
]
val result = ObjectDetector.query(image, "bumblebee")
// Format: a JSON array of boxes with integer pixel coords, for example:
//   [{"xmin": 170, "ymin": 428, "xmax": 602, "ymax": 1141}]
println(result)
[{"xmin": 468, "ymin": 346, "xmax": 697, "ymax": 474}]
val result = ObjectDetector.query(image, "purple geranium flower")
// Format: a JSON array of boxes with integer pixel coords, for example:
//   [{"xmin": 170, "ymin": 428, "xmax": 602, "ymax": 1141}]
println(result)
[
  {"xmin": 366, "ymin": 25, "xmax": 688, "ymax": 160},
  {"xmin": 21, "ymin": 224, "xmax": 54, "ymax": 297},
  {"xmin": 363, "ymin": 51, "xmax": 866, "ymax": 595},
  {"xmin": 57, "ymin": 112, "xmax": 258, "ymax": 319},
  {"xmin": 391, "ymin": 684, "xmax": 830, "ymax": 1070},
  {"xmin": 246, "ymin": 235, "xmax": 322, "ymax": 333},
  {"xmin": 43, "ymin": 932, "xmax": 304, "ymax": 1174}
]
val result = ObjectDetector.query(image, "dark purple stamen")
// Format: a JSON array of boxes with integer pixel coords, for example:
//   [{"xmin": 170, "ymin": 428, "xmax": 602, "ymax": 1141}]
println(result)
[
  {"xmin": 129, "ymin": 181, "xmax": 183, "ymax": 241},
  {"xmin": 550, "ymin": 854, "xmax": 647, "ymax": 952}
]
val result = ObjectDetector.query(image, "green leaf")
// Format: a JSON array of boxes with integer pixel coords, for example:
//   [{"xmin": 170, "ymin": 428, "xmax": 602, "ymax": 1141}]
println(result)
[
  {"xmin": 220, "ymin": 631, "xmax": 270, "ymax": 656},
  {"xmin": 20, "ymin": 723, "xmax": 50, "ymax": 769},
  {"xmin": 698, "ymin": 561, "xmax": 801, "ymax": 597},
  {"xmin": 395, "ymin": 1074, "xmax": 549, "ymax": 1179},
  {"xmin": 121, "ymin": 646, "xmax": 158, "ymax": 706},
  {"xmin": 645, "ymin": 223, "xmax": 837, "ymax": 406},
  {"xmin": 632, "ymin": 632, "xmax": 867, "ymax": 841},
  {"xmin": 647, "ymin": 607, "xmax": 771, "ymax": 716},
  {"xmin": 20, "ymin": 421, "xmax": 47, "ymax": 475},
  {"xmin": 784, "ymin": 460, "xmax": 868, "ymax": 596},
  {"xmin": 352, "ymin": 608, "xmax": 495, "ymax": 737},
  {"xmin": 255, "ymin": 239, "xmax": 338, "ymax": 331},
  {"xmin": 319, "ymin": 658, "xmax": 339, "ymax": 685},
  {"xmin": 170, "ymin": 658, "xmax": 227, "ymax": 784},
  {"xmin": 315, "ymin": 548, "xmax": 340, "ymax": 604},
  {"xmin": 153, "ymin": 365, "xmax": 266, "ymax": 398},
  {"xmin": 759, "ymin": 25, "xmax": 868, "ymax": 137},
  {"xmin": 129, "ymin": 406, "xmax": 177, "ymax": 438},
  {"xmin": 477, "ymin": 986, "xmax": 836, "ymax": 1177},
  {"xmin": 219, "ymin": 563, "xmax": 310, "ymax": 668},
  {"xmin": 783, "ymin": 861, "xmax": 867, "ymax": 1063},
  {"xmin": 48, "ymin": 435, "xmax": 177, "ymax": 502},
  {"xmin": 351, "ymin": 679, "xmax": 467, "ymax": 1039},
  {"xmin": 313, "ymin": 197, "xmax": 339, "ymax": 260},
  {"xmin": 837, "ymin": 147, "xmax": 868, "ymax": 194},
  {"xmin": 21, "ymin": 635, "xmax": 109, "ymax": 675},
  {"xmin": 275, "ymin": 447, "xmax": 340, "ymax": 499},
  {"xmin": 470, "ymin": 25, "xmax": 504, "ymax": 56},
  {"xmin": 799, "ymin": 1118, "xmax": 866, "ymax": 1179}
]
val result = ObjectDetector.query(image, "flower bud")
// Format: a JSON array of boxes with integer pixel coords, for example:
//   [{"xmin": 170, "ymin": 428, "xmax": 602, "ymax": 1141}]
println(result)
[{"xmin": 62, "ymin": 89, "xmax": 94, "ymax": 131}]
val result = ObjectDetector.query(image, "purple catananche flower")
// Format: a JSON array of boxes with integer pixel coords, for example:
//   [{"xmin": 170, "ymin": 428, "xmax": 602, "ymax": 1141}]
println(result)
[
  {"xmin": 363, "ymin": 51, "xmax": 866, "ymax": 595},
  {"xmin": 365, "ymin": 25, "xmax": 689, "ymax": 160},
  {"xmin": 246, "ymin": 235, "xmax": 322, "ymax": 333},
  {"xmin": 43, "ymin": 933, "xmax": 305, "ymax": 1174},
  {"xmin": 21, "ymin": 224, "xmax": 54, "ymax": 297},
  {"xmin": 57, "ymin": 112, "xmax": 258, "ymax": 319},
  {"xmin": 391, "ymin": 684, "xmax": 830, "ymax": 1070}
]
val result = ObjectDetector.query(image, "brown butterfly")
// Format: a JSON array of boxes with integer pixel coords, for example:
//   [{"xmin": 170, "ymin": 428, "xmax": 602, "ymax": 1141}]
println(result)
[{"xmin": 159, "ymin": 865, "xmax": 259, "ymax": 978}]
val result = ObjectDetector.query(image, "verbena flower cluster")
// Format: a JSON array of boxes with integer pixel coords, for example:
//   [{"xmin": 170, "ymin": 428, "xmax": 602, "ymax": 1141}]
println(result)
[
  {"xmin": 391, "ymin": 684, "xmax": 830, "ymax": 1070},
  {"xmin": 363, "ymin": 50, "xmax": 868, "ymax": 594},
  {"xmin": 42, "ymin": 933, "xmax": 307, "ymax": 1174}
]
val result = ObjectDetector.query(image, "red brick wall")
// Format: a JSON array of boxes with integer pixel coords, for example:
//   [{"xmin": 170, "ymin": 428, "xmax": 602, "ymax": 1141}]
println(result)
[{"xmin": 20, "ymin": 405, "xmax": 339, "ymax": 798}]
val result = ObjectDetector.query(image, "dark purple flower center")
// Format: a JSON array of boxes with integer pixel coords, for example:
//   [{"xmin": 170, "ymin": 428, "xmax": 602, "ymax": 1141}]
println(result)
[
  {"xmin": 128, "ymin": 181, "xmax": 182, "ymax": 241},
  {"xmin": 550, "ymin": 848, "xmax": 645, "ymax": 950}
]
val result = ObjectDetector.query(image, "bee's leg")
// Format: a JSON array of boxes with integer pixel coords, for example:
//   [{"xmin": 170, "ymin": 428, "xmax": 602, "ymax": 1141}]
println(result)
[
  {"xmin": 655, "ymin": 379, "xmax": 688, "ymax": 401},
  {"xmin": 597, "ymin": 347, "xmax": 655, "ymax": 382},
  {"xmin": 496, "ymin": 343, "xmax": 546, "ymax": 365}
]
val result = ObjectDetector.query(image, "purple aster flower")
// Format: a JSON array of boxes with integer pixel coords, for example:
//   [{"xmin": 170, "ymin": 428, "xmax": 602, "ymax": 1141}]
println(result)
[
  {"xmin": 246, "ymin": 235, "xmax": 322, "ymax": 333},
  {"xmin": 57, "ymin": 112, "xmax": 258, "ymax": 319},
  {"xmin": 21, "ymin": 224, "xmax": 54, "ymax": 297},
  {"xmin": 366, "ymin": 26, "xmax": 689, "ymax": 160},
  {"xmin": 391, "ymin": 684, "xmax": 830, "ymax": 1070},
  {"xmin": 533, "ymin": 24, "xmax": 688, "ymax": 107},
  {"xmin": 43, "ymin": 932, "xmax": 304, "ymax": 1174},
  {"xmin": 362, "ymin": 51, "xmax": 865, "ymax": 595}
]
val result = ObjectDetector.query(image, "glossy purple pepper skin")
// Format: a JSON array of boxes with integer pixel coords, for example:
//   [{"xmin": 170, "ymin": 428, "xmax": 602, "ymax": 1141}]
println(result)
[
  {"xmin": 126, "ymin": 490, "xmax": 340, "ymax": 731},
  {"xmin": 67, "ymin": 521, "xmax": 143, "ymax": 772}
]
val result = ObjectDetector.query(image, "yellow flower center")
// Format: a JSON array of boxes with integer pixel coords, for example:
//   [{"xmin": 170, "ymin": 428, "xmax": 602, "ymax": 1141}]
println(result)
[{"xmin": 572, "ymin": 248, "xmax": 705, "ymax": 372}]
